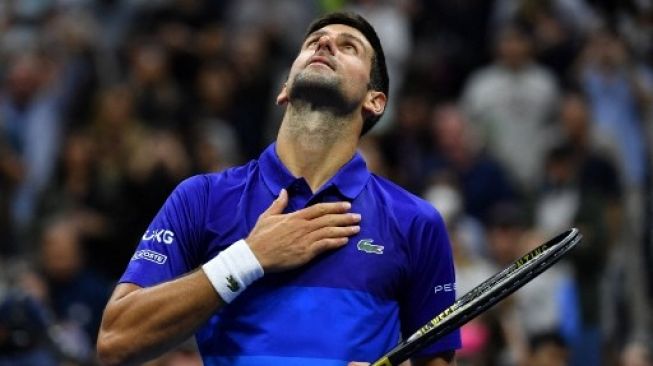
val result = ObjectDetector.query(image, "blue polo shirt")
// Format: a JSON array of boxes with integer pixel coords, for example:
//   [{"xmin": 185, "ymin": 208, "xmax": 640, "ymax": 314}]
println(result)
[{"xmin": 120, "ymin": 143, "xmax": 461, "ymax": 365}]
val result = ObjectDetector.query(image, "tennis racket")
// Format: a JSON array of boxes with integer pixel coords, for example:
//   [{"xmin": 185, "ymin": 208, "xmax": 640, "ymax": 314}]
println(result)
[{"xmin": 371, "ymin": 227, "xmax": 582, "ymax": 366}]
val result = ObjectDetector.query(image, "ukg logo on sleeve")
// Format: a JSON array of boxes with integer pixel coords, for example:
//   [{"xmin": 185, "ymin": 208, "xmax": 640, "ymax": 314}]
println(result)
[
  {"xmin": 142, "ymin": 229, "xmax": 175, "ymax": 244},
  {"xmin": 132, "ymin": 250, "xmax": 168, "ymax": 264}
]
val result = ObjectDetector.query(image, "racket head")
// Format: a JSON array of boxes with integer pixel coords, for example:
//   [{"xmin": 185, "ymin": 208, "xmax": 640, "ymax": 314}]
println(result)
[{"xmin": 372, "ymin": 228, "xmax": 582, "ymax": 366}]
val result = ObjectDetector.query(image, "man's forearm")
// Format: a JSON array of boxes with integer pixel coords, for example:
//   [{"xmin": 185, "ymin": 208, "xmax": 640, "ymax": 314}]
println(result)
[{"xmin": 97, "ymin": 270, "xmax": 223, "ymax": 366}]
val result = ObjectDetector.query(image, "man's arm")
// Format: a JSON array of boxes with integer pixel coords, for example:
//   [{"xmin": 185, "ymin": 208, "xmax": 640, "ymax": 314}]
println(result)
[
  {"xmin": 96, "ymin": 273, "xmax": 221, "ymax": 366},
  {"xmin": 97, "ymin": 190, "xmax": 361, "ymax": 365}
]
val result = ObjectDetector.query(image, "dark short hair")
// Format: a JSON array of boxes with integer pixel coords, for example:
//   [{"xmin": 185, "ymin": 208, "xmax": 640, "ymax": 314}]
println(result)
[
  {"xmin": 529, "ymin": 331, "xmax": 568, "ymax": 353},
  {"xmin": 304, "ymin": 12, "xmax": 389, "ymax": 135}
]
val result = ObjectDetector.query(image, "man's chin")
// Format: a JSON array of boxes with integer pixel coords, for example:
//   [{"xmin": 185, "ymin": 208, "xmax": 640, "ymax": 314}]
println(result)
[
  {"xmin": 294, "ymin": 69, "xmax": 337, "ymax": 87},
  {"xmin": 288, "ymin": 75, "xmax": 355, "ymax": 114}
]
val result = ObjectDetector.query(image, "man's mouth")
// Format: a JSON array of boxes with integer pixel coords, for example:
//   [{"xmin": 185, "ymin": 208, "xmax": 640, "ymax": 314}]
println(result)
[{"xmin": 307, "ymin": 56, "xmax": 334, "ymax": 70}]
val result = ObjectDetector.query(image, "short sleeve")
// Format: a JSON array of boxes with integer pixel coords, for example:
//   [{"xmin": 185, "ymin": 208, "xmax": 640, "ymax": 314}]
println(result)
[
  {"xmin": 400, "ymin": 208, "xmax": 461, "ymax": 357},
  {"xmin": 119, "ymin": 175, "xmax": 208, "ymax": 287}
]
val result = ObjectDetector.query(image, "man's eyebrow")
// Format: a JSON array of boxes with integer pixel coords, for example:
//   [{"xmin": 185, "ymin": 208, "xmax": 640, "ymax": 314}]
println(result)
[
  {"xmin": 306, "ymin": 30, "xmax": 328, "ymax": 41},
  {"xmin": 340, "ymin": 32, "xmax": 367, "ymax": 50},
  {"xmin": 305, "ymin": 30, "xmax": 368, "ymax": 51}
]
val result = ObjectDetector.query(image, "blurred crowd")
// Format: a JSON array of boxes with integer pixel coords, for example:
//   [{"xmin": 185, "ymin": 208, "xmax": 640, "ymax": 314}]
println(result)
[{"xmin": 0, "ymin": 0, "xmax": 652, "ymax": 365}]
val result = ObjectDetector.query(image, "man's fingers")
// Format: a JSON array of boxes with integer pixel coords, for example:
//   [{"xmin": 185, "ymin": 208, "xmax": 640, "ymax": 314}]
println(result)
[
  {"xmin": 296, "ymin": 201, "xmax": 351, "ymax": 220},
  {"xmin": 310, "ymin": 212, "xmax": 361, "ymax": 229},
  {"xmin": 306, "ymin": 225, "xmax": 359, "ymax": 256},
  {"xmin": 261, "ymin": 189, "xmax": 288, "ymax": 217},
  {"xmin": 348, "ymin": 363, "xmax": 370, "ymax": 366},
  {"xmin": 311, "ymin": 237, "xmax": 350, "ymax": 255},
  {"xmin": 310, "ymin": 225, "xmax": 360, "ymax": 241}
]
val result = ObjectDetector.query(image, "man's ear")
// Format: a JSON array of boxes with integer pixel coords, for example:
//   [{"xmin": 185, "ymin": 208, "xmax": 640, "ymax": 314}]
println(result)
[
  {"xmin": 276, "ymin": 82, "xmax": 289, "ymax": 106},
  {"xmin": 362, "ymin": 90, "xmax": 387, "ymax": 119}
]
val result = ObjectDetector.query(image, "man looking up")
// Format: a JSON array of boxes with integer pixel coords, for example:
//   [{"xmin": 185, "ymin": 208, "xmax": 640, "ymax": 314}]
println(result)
[{"xmin": 98, "ymin": 12, "xmax": 460, "ymax": 366}]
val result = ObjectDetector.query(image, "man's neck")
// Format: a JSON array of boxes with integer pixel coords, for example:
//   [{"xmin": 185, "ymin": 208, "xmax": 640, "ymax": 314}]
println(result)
[{"xmin": 276, "ymin": 104, "xmax": 360, "ymax": 192}]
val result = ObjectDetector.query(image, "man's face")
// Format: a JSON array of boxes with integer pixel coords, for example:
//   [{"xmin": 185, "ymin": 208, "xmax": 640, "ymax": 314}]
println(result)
[
  {"xmin": 530, "ymin": 343, "xmax": 569, "ymax": 366},
  {"xmin": 497, "ymin": 29, "xmax": 531, "ymax": 69},
  {"xmin": 279, "ymin": 24, "xmax": 375, "ymax": 114}
]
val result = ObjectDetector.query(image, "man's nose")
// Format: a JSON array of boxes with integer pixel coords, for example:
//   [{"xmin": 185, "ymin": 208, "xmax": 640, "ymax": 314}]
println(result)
[{"xmin": 316, "ymin": 35, "xmax": 335, "ymax": 54}]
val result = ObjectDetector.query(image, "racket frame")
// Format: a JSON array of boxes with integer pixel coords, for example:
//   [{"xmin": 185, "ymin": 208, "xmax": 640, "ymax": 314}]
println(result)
[{"xmin": 371, "ymin": 228, "xmax": 582, "ymax": 366}]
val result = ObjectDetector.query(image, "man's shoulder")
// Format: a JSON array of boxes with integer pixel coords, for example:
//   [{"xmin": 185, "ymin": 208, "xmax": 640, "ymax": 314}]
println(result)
[
  {"xmin": 367, "ymin": 174, "xmax": 443, "ymax": 225},
  {"xmin": 185, "ymin": 160, "xmax": 258, "ymax": 190},
  {"xmin": 168, "ymin": 161, "xmax": 259, "ymax": 208}
]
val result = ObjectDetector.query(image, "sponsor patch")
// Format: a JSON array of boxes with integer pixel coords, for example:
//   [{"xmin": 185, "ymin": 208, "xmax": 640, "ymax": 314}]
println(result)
[
  {"xmin": 132, "ymin": 249, "xmax": 168, "ymax": 264},
  {"xmin": 434, "ymin": 282, "xmax": 456, "ymax": 294},
  {"xmin": 142, "ymin": 229, "xmax": 175, "ymax": 244}
]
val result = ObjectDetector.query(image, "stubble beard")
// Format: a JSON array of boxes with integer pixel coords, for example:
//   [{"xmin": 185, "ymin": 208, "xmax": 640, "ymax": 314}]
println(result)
[
  {"xmin": 288, "ymin": 69, "xmax": 360, "ymax": 118},
  {"xmin": 286, "ymin": 70, "xmax": 361, "ymax": 144}
]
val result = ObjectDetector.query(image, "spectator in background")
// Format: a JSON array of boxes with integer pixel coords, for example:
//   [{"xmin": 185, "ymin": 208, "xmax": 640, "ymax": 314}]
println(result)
[
  {"xmin": 535, "ymin": 92, "xmax": 622, "ymax": 239},
  {"xmin": 0, "ymin": 292, "xmax": 57, "ymax": 366},
  {"xmin": 128, "ymin": 0, "xmax": 227, "ymax": 96},
  {"xmin": 0, "ymin": 122, "xmax": 22, "ymax": 255},
  {"xmin": 127, "ymin": 40, "xmax": 187, "ymax": 131},
  {"xmin": 409, "ymin": 0, "xmax": 496, "ymax": 99},
  {"xmin": 225, "ymin": 0, "xmax": 317, "ymax": 60},
  {"xmin": 0, "ymin": 53, "xmax": 64, "ymax": 249},
  {"xmin": 86, "ymin": 85, "xmax": 150, "ymax": 277},
  {"xmin": 39, "ymin": 131, "xmax": 102, "ymax": 211},
  {"xmin": 462, "ymin": 22, "xmax": 559, "ymax": 191},
  {"xmin": 577, "ymin": 29, "xmax": 650, "ymax": 190},
  {"xmin": 620, "ymin": 340, "xmax": 653, "ymax": 366},
  {"xmin": 485, "ymin": 203, "xmax": 579, "ymax": 365},
  {"xmin": 0, "ymin": 3, "xmax": 97, "ymax": 252},
  {"xmin": 426, "ymin": 103, "xmax": 516, "ymax": 223},
  {"xmin": 423, "ymin": 176, "xmax": 490, "ymax": 270},
  {"xmin": 227, "ymin": 29, "xmax": 276, "ymax": 159},
  {"xmin": 379, "ymin": 93, "xmax": 432, "ymax": 193},
  {"xmin": 618, "ymin": 3, "xmax": 653, "ymax": 63},
  {"xmin": 492, "ymin": 0, "xmax": 598, "ymax": 35},
  {"xmin": 576, "ymin": 29, "xmax": 653, "ymax": 361},
  {"xmin": 492, "ymin": 0, "xmax": 597, "ymax": 80},
  {"xmin": 526, "ymin": 331, "xmax": 570, "ymax": 366},
  {"xmin": 0, "ymin": 260, "xmax": 57, "ymax": 366},
  {"xmin": 535, "ymin": 139, "xmax": 616, "ymax": 366},
  {"xmin": 189, "ymin": 60, "xmax": 243, "ymax": 172},
  {"xmin": 535, "ymin": 146, "xmax": 611, "ymax": 364},
  {"xmin": 38, "ymin": 218, "xmax": 111, "ymax": 364},
  {"xmin": 88, "ymin": 84, "xmax": 192, "ymax": 278},
  {"xmin": 37, "ymin": 131, "xmax": 113, "ymax": 279}
]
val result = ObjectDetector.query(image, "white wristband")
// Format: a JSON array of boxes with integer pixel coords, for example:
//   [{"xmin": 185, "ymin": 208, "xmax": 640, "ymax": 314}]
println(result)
[{"xmin": 202, "ymin": 239, "xmax": 264, "ymax": 303}]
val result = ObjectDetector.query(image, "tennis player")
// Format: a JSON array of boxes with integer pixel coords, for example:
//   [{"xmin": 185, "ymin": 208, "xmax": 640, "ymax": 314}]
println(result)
[{"xmin": 97, "ymin": 12, "xmax": 460, "ymax": 366}]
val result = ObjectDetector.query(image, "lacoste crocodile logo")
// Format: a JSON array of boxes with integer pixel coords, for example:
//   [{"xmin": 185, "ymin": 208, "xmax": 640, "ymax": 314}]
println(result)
[
  {"xmin": 226, "ymin": 275, "xmax": 240, "ymax": 292},
  {"xmin": 357, "ymin": 239, "xmax": 384, "ymax": 255}
]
